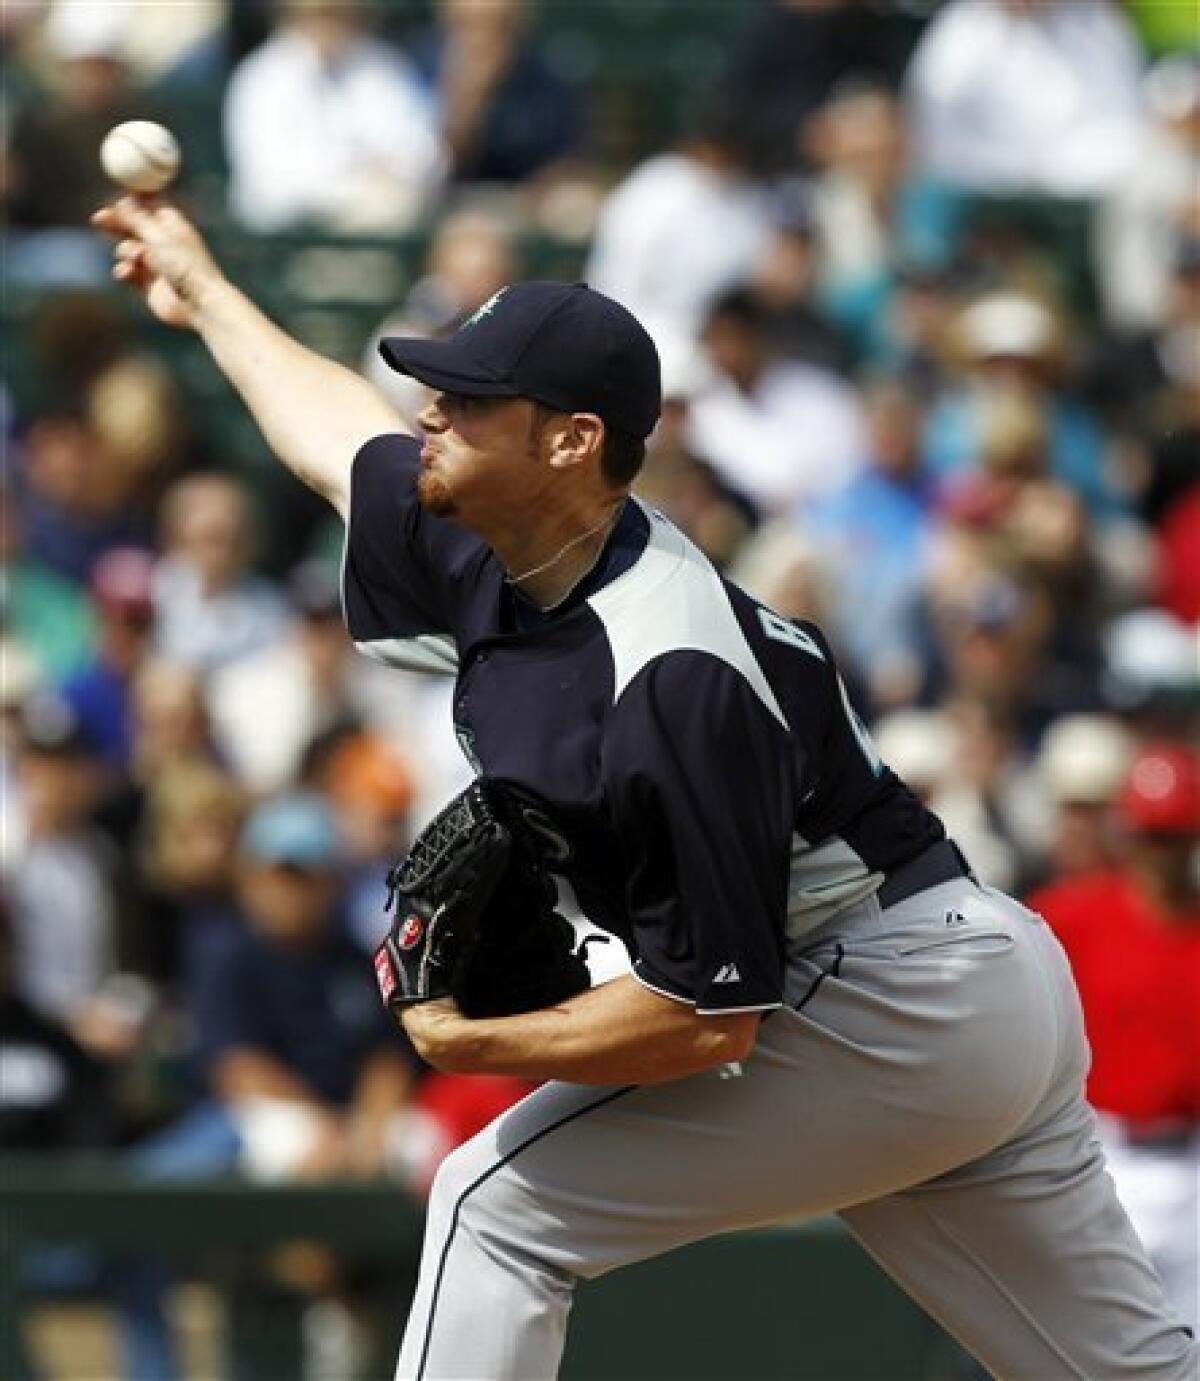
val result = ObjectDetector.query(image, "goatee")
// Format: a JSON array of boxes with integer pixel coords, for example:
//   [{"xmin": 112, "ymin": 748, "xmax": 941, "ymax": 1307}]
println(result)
[{"xmin": 416, "ymin": 470, "xmax": 455, "ymax": 516}]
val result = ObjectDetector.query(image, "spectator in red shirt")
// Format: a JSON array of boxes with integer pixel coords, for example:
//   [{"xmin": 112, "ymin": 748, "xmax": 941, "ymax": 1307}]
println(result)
[{"xmin": 1026, "ymin": 743, "xmax": 1200, "ymax": 1330}]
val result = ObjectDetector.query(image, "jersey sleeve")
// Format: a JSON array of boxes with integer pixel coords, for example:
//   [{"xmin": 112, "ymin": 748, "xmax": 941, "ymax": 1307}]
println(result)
[
  {"xmin": 603, "ymin": 652, "xmax": 796, "ymax": 1014},
  {"xmin": 341, "ymin": 433, "xmax": 488, "ymax": 672}
]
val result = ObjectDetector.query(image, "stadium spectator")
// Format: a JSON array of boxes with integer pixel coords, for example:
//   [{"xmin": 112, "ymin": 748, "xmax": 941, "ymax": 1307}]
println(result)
[
  {"xmin": 393, "ymin": 202, "xmax": 521, "ymax": 335},
  {"xmin": 747, "ymin": 178, "xmax": 855, "ymax": 373},
  {"xmin": 1026, "ymin": 744, "xmax": 1200, "ymax": 1330},
  {"xmin": 931, "ymin": 693, "xmax": 1050, "ymax": 892},
  {"xmin": 941, "ymin": 385, "xmax": 1089, "ymax": 578},
  {"xmin": 924, "ymin": 539, "xmax": 1066, "ymax": 739},
  {"xmin": 1101, "ymin": 607, "xmax": 1200, "ymax": 739},
  {"xmin": 144, "ymin": 0, "xmax": 273, "ymax": 90},
  {"xmin": 801, "ymin": 374, "xmax": 936, "ymax": 708},
  {"xmin": 188, "ymin": 791, "xmax": 421, "ymax": 1178},
  {"xmin": 4, "ymin": 0, "xmax": 141, "ymax": 285},
  {"xmin": 727, "ymin": 522, "xmax": 840, "ymax": 639},
  {"xmin": 119, "ymin": 791, "xmax": 429, "ymax": 1379},
  {"xmin": 0, "ymin": 637, "xmax": 42, "ymax": 871},
  {"xmin": 132, "ymin": 760, "xmax": 248, "ymax": 1055},
  {"xmin": 686, "ymin": 286, "xmax": 868, "ymax": 514},
  {"xmin": 1155, "ymin": 482, "xmax": 1200, "ymax": 626},
  {"xmin": 152, "ymin": 473, "xmax": 290, "ymax": 676},
  {"xmin": 935, "ymin": 385, "xmax": 1117, "ymax": 718},
  {"xmin": 871, "ymin": 707, "xmax": 956, "ymax": 805},
  {"xmin": 1030, "ymin": 712, "xmax": 1135, "ymax": 885},
  {"xmin": 22, "ymin": 288, "xmax": 136, "ymax": 411},
  {"xmin": 223, "ymin": 0, "xmax": 443, "ymax": 233},
  {"xmin": 713, "ymin": 0, "xmax": 923, "ymax": 178},
  {"xmin": 0, "ymin": 479, "xmax": 94, "ymax": 682},
  {"xmin": 630, "ymin": 325, "xmax": 753, "ymax": 571},
  {"xmin": 1087, "ymin": 233, "xmax": 1200, "ymax": 605},
  {"xmin": 804, "ymin": 80, "xmax": 962, "ymax": 353},
  {"xmin": 60, "ymin": 547, "xmax": 155, "ymax": 774},
  {"xmin": 128, "ymin": 658, "xmax": 218, "ymax": 784},
  {"xmin": 924, "ymin": 289, "xmax": 1123, "ymax": 521},
  {"xmin": 90, "ymin": 653, "xmax": 227, "ymax": 940},
  {"xmin": 584, "ymin": 105, "xmax": 773, "ymax": 340},
  {"xmin": 0, "ymin": 897, "xmax": 113, "ymax": 1151},
  {"xmin": 412, "ymin": 0, "xmax": 585, "ymax": 187},
  {"xmin": 208, "ymin": 557, "xmax": 431, "ymax": 794},
  {"xmin": 6, "ymin": 694, "xmax": 136, "ymax": 1058},
  {"xmin": 905, "ymin": 0, "xmax": 1146, "ymax": 199},
  {"xmin": 363, "ymin": 201, "xmax": 524, "ymax": 418},
  {"xmin": 861, "ymin": 253, "xmax": 974, "ymax": 396},
  {"xmin": 8, "ymin": 329, "xmax": 181, "ymax": 591},
  {"xmin": 318, "ymin": 730, "xmax": 416, "ymax": 955},
  {"xmin": 83, "ymin": 355, "xmax": 188, "ymax": 511},
  {"xmin": 1096, "ymin": 53, "xmax": 1200, "ymax": 330},
  {"xmin": 1, "ymin": 900, "xmax": 116, "ymax": 1381},
  {"xmin": 17, "ymin": 404, "xmax": 156, "ymax": 585}
]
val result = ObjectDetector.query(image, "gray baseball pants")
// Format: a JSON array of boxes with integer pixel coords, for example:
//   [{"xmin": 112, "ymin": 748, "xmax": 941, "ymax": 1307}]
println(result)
[{"xmin": 395, "ymin": 879, "xmax": 1198, "ymax": 1380}]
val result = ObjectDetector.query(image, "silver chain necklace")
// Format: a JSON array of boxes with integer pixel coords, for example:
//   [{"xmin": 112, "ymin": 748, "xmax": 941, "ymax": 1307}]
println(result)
[{"xmin": 505, "ymin": 501, "xmax": 624, "ymax": 602}]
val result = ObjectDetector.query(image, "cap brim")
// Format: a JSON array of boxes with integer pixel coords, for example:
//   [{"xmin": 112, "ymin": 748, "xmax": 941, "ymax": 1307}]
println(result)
[{"xmin": 378, "ymin": 336, "xmax": 518, "ymax": 397}]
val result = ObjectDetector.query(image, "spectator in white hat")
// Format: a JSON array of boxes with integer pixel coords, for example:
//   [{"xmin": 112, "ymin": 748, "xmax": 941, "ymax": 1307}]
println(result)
[
  {"xmin": 11, "ymin": 1, "xmax": 133, "ymax": 224},
  {"xmin": 1033, "ymin": 713, "xmax": 1135, "ymax": 884},
  {"xmin": 923, "ymin": 289, "xmax": 1121, "ymax": 520}
]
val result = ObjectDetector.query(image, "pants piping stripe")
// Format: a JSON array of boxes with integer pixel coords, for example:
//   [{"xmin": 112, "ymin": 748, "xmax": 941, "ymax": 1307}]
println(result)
[
  {"xmin": 793, "ymin": 942, "xmax": 845, "ymax": 1014},
  {"xmin": 416, "ymin": 1084, "xmax": 636, "ymax": 1379}
]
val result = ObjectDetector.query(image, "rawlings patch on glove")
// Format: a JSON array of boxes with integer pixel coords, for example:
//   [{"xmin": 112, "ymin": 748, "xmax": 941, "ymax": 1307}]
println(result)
[{"xmin": 373, "ymin": 780, "xmax": 592, "ymax": 1019}]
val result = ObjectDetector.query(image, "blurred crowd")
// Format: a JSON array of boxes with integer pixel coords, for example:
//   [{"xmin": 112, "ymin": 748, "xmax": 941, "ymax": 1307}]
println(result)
[{"xmin": 2, "ymin": 0, "xmax": 1198, "ymax": 1372}]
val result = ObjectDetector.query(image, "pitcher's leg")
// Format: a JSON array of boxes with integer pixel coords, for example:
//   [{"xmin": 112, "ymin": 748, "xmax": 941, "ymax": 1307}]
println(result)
[
  {"xmin": 397, "ymin": 889, "xmax": 1190, "ymax": 1381},
  {"xmin": 394, "ymin": 936, "xmax": 1069, "ymax": 1381},
  {"xmin": 843, "ymin": 1082, "xmax": 1197, "ymax": 1378},
  {"xmin": 1098, "ymin": 1122, "xmax": 1200, "ymax": 1334},
  {"xmin": 395, "ymin": 1083, "xmax": 631, "ymax": 1381}
]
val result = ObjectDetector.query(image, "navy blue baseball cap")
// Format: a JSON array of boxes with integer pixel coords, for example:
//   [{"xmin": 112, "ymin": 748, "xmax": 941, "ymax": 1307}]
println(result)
[{"xmin": 379, "ymin": 281, "xmax": 662, "ymax": 439}]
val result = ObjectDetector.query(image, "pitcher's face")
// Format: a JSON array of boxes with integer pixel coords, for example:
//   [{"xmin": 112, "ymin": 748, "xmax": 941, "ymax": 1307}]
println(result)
[{"xmin": 415, "ymin": 393, "xmax": 554, "ymax": 522}]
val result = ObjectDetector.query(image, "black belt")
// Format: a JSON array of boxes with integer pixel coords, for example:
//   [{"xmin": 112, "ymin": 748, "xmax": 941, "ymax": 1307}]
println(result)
[{"xmin": 876, "ymin": 839, "xmax": 974, "ymax": 911}]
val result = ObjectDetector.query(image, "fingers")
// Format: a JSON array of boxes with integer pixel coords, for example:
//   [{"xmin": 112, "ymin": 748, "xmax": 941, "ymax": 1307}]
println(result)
[
  {"xmin": 111, "ymin": 236, "xmax": 145, "ymax": 274},
  {"xmin": 90, "ymin": 194, "xmax": 177, "ymax": 241},
  {"xmin": 91, "ymin": 203, "xmax": 130, "ymax": 238},
  {"xmin": 91, "ymin": 199, "xmax": 151, "ymax": 242},
  {"xmin": 111, "ymin": 239, "xmax": 152, "ymax": 291},
  {"xmin": 112, "ymin": 258, "xmax": 149, "ymax": 290}
]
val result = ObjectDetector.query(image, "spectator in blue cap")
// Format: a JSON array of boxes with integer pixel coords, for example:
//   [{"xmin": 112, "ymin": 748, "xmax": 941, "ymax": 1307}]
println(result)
[
  {"xmin": 116, "ymin": 789, "xmax": 422, "ymax": 1379},
  {"xmin": 194, "ymin": 790, "xmax": 422, "ymax": 1174}
]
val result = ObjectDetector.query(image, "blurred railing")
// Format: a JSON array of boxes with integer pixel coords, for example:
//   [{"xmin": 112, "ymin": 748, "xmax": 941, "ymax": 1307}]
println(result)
[{"xmin": 1, "ymin": 1156, "xmax": 971, "ymax": 1379}]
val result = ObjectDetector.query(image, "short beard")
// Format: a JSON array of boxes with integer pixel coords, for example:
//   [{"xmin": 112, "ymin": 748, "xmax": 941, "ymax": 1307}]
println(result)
[{"xmin": 416, "ymin": 469, "xmax": 455, "ymax": 516}]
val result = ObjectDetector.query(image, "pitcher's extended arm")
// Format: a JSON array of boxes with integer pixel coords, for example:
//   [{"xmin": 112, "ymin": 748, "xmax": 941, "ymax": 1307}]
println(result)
[{"xmin": 93, "ymin": 197, "xmax": 406, "ymax": 518}]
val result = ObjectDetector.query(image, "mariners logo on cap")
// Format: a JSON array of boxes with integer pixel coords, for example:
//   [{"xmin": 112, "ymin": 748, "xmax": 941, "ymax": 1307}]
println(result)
[
  {"xmin": 398, "ymin": 914, "xmax": 424, "ymax": 950},
  {"xmin": 464, "ymin": 288, "xmax": 507, "ymax": 328}
]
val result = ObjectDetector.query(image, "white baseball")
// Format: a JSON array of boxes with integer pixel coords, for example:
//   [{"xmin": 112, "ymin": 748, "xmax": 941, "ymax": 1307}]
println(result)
[{"xmin": 100, "ymin": 120, "xmax": 181, "ymax": 194}]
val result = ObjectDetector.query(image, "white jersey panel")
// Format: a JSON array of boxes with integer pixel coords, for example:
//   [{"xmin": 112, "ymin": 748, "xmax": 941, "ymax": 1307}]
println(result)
[
  {"xmin": 353, "ymin": 632, "xmax": 460, "ymax": 676},
  {"xmin": 586, "ymin": 503, "xmax": 788, "ymax": 728}
]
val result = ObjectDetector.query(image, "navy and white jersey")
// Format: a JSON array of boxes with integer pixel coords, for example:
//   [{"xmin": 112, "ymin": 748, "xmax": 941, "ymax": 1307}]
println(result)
[{"xmin": 343, "ymin": 434, "xmax": 945, "ymax": 1015}]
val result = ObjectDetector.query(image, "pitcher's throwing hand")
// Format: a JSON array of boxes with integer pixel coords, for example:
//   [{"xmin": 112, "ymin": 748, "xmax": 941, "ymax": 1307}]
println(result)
[{"xmin": 93, "ymin": 198, "xmax": 221, "ymax": 330}]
